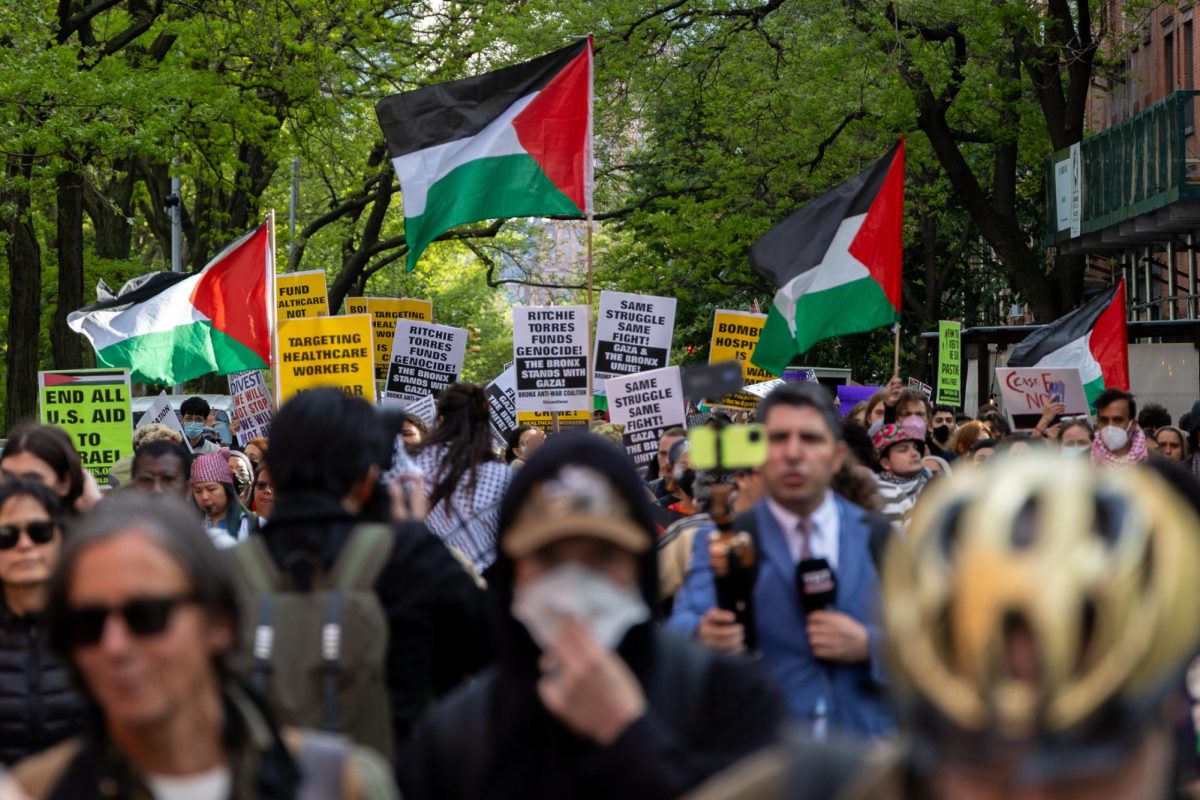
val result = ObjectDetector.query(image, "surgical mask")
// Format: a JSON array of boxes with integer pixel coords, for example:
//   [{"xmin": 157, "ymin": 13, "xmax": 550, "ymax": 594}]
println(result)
[
  {"xmin": 1098, "ymin": 424, "xmax": 1130, "ymax": 453},
  {"xmin": 932, "ymin": 425, "xmax": 952, "ymax": 445},
  {"xmin": 512, "ymin": 562, "xmax": 650, "ymax": 651},
  {"xmin": 1062, "ymin": 444, "xmax": 1090, "ymax": 458},
  {"xmin": 183, "ymin": 421, "xmax": 205, "ymax": 440}
]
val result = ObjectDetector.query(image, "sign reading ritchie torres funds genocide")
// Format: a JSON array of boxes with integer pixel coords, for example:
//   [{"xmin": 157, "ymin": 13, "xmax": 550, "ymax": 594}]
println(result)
[
  {"xmin": 592, "ymin": 291, "xmax": 676, "ymax": 393},
  {"xmin": 606, "ymin": 366, "xmax": 686, "ymax": 468},
  {"xmin": 275, "ymin": 270, "xmax": 329, "ymax": 319},
  {"xmin": 513, "ymin": 305, "xmax": 590, "ymax": 413},
  {"xmin": 38, "ymin": 368, "xmax": 132, "ymax": 482},
  {"xmin": 383, "ymin": 320, "xmax": 467, "ymax": 403},
  {"xmin": 276, "ymin": 314, "xmax": 375, "ymax": 404},
  {"xmin": 708, "ymin": 309, "xmax": 771, "ymax": 409}
]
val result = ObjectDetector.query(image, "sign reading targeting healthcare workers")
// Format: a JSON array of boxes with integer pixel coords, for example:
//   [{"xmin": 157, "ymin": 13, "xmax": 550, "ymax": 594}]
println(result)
[
  {"xmin": 708, "ymin": 309, "xmax": 772, "ymax": 409},
  {"xmin": 383, "ymin": 320, "xmax": 467, "ymax": 403},
  {"xmin": 592, "ymin": 291, "xmax": 676, "ymax": 393},
  {"xmin": 485, "ymin": 366, "xmax": 519, "ymax": 447},
  {"xmin": 606, "ymin": 366, "xmax": 687, "ymax": 468},
  {"xmin": 228, "ymin": 371, "xmax": 273, "ymax": 446},
  {"xmin": 39, "ymin": 369, "xmax": 132, "ymax": 482},
  {"xmin": 276, "ymin": 270, "xmax": 329, "ymax": 319},
  {"xmin": 277, "ymin": 314, "xmax": 375, "ymax": 404},
  {"xmin": 513, "ymin": 305, "xmax": 590, "ymax": 413},
  {"xmin": 345, "ymin": 297, "xmax": 434, "ymax": 380}
]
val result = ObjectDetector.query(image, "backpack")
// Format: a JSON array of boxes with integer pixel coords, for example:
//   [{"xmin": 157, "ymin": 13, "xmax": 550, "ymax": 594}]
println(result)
[{"xmin": 229, "ymin": 525, "xmax": 395, "ymax": 760}]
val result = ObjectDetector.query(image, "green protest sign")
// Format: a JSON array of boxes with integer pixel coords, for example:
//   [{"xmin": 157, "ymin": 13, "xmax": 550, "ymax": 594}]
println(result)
[
  {"xmin": 936, "ymin": 321, "xmax": 962, "ymax": 407},
  {"xmin": 38, "ymin": 369, "xmax": 133, "ymax": 482}
]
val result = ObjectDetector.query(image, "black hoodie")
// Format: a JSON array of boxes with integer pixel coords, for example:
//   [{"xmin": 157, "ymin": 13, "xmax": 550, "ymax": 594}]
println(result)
[{"xmin": 401, "ymin": 433, "xmax": 785, "ymax": 800}]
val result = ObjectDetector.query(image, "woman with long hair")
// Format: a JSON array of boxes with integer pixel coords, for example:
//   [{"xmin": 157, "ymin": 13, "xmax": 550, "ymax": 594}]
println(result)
[{"xmin": 0, "ymin": 425, "xmax": 99, "ymax": 514}]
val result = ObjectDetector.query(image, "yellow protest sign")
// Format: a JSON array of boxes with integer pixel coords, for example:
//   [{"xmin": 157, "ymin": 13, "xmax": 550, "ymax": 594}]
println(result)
[
  {"xmin": 276, "ymin": 270, "xmax": 329, "ymax": 319},
  {"xmin": 343, "ymin": 297, "xmax": 434, "ymax": 379},
  {"xmin": 276, "ymin": 315, "xmax": 375, "ymax": 404},
  {"xmin": 708, "ymin": 309, "xmax": 772, "ymax": 409},
  {"xmin": 517, "ymin": 410, "xmax": 591, "ymax": 433}
]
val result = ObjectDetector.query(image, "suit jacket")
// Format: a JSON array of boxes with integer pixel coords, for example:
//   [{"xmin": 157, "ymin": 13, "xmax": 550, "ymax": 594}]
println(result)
[{"xmin": 668, "ymin": 494, "xmax": 895, "ymax": 738}]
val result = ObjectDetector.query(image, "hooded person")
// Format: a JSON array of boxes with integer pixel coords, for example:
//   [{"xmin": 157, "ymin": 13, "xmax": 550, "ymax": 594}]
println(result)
[
  {"xmin": 1186, "ymin": 399, "xmax": 1200, "ymax": 483},
  {"xmin": 401, "ymin": 433, "xmax": 784, "ymax": 800}
]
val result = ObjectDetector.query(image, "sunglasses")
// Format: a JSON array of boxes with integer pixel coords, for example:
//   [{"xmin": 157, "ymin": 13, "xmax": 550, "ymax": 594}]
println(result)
[
  {"xmin": 0, "ymin": 521, "xmax": 56, "ymax": 550},
  {"xmin": 63, "ymin": 594, "xmax": 197, "ymax": 647}
]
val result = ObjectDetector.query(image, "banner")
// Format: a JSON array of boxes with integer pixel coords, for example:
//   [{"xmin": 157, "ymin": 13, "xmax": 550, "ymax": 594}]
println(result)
[
  {"xmin": 606, "ymin": 366, "xmax": 687, "ymax": 468},
  {"xmin": 937, "ymin": 320, "xmax": 962, "ymax": 407},
  {"xmin": 383, "ymin": 320, "xmax": 467, "ymax": 403},
  {"xmin": 836, "ymin": 385, "xmax": 880, "ymax": 417},
  {"xmin": 276, "ymin": 314, "xmax": 375, "ymax": 404},
  {"xmin": 228, "ymin": 371, "xmax": 273, "ymax": 446},
  {"xmin": 708, "ymin": 309, "xmax": 772, "ymax": 409},
  {"xmin": 136, "ymin": 390, "xmax": 189, "ymax": 450},
  {"xmin": 994, "ymin": 367, "xmax": 1088, "ymax": 431},
  {"xmin": 485, "ymin": 366, "xmax": 519, "ymax": 447},
  {"xmin": 345, "ymin": 297, "xmax": 434, "ymax": 379},
  {"xmin": 592, "ymin": 291, "xmax": 676, "ymax": 393},
  {"xmin": 276, "ymin": 270, "xmax": 329, "ymax": 320},
  {"xmin": 517, "ymin": 410, "xmax": 591, "ymax": 433},
  {"xmin": 38, "ymin": 369, "xmax": 132, "ymax": 482},
  {"xmin": 513, "ymin": 305, "xmax": 590, "ymax": 413}
]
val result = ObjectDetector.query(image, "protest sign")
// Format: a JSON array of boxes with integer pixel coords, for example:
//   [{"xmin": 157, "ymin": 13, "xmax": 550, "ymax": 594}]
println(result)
[
  {"xmin": 836, "ymin": 385, "xmax": 880, "ymax": 417},
  {"xmin": 485, "ymin": 366, "xmax": 519, "ymax": 446},
  {"xmin": 743, "ymin": 378, "xmax": 787, "ymax": 399},
  {"xmin": 937, "ymin": 320, "xmax": 962, "ymax": 406},
  {"xmin": 38, "ymin": 369, "xmax": 132, "ymax": 482},
  {"xmin": 228, "ymin": 371, "xmax": 273, "ymax": 446},
  {"xmin": 994, "ymin": 367, "xmax": 1088, "ymax": 430},
  {"xmin": 592, "ymin": 291, "xmax": 676, "ymax": 393},
  {"xmin": 513, "ymin": 305, "xmax": 590, "ymax": 413},
  {"xmin": 517, "ymin": 410, "xmax": 591, "ymax": 433},
  {"xmin": 277, "ymin": 315, "xmax": 375, "ymax": 403},
  {"xmin": 276, "ymin": 270, "xmax": 329, "ymax": 319},
  {"xmin": 136, "ymin": 390, "xmax": 189, "ymax": 450},
  {"xmin": 686, "ymin": 413, "xmax": 713, "ymax": 429},
  {"xmin": 708, "ymin": 309, "xmax": 772, "ymax": 409},
  {"xmin": 402, "ymin": 394, "xmax": 437, "ymax": 428},
  {"xmin": 383, "ymin": 320, "xmax": 467, "ymax": 403},
  {"xmin": 907, "ymin": 377, "xmax": 933, "ymax": 399},
  {"xmin": 344, "ymin": 297, "xmax": 434, "ymax": 379},
  {"xmin": 606, "ymin": 367, "xmax": 687, "ymax": 468}
]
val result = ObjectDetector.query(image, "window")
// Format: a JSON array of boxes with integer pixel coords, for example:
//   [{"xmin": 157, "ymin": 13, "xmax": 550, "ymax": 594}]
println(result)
[
  {"xmin": 1186, "ymin": 21, "xmax": 1195, "ymax": 89},
  {"xmin": 1167, "ymin": 30, "xmax": 1176, "ymax": 93}
]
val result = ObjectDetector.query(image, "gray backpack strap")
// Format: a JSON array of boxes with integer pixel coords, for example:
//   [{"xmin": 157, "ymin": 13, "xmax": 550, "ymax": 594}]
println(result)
[
  {"xmin": 321, "ymin": 590, "xmax": 344, "ymax": 732},
  {"xmin": 250, "ymin": 592, "xmax": 275, "ymax": 696},
  {"xmin": 329, "ymin": 524, "xmax": 394, "ymax": 590},
  {"xmin": 232, "ymin": 535, "xmax": 285, "ymax": 592},
  {"xmin": 296, "ymin": 729, "xmax": 348, "ymax": 800}
]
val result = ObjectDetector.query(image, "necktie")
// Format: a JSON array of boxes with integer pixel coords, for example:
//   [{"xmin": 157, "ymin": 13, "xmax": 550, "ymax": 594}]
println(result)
[{"xmin": 797, "ymin": 516, "xmax": 815, "ymax": 561}]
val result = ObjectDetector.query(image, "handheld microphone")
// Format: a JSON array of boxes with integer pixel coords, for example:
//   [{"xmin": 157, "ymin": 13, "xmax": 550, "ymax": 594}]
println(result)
[{"xmin": 796, "ymin": 558, "xmax": 837, "ymax": 614}]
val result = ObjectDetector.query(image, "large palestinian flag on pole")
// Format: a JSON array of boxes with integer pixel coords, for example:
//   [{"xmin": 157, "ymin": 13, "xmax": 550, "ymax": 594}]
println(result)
[
  {"xmin": 1007, "ymin": 279, "xmax": 1129, "ymax": 405},
  {"xmin": 375, "ymin": 39, "xmax": 593, "ymax": 272},
  {"xmin": 67, "ymin": 222, "xmax": 274, "ymax": 385},
  {"xmin": 750, "ymin": 141, "xmax": 905, "ymax": 376}
]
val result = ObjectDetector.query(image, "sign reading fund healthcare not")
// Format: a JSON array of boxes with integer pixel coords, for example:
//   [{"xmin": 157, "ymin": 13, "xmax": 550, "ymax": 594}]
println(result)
[
  {"xmin": 514, "ymin": 305, "xmax": 590, "ymax": 412},
  {"xmin": 708, "ymin": 309, "xmax": 771, "ymax": 409},
  {"xmin": 592, "ymin": 291, "xmax": 676, "ymax": 393},
  {"xmin": 276, "ymin": 270, "xmax": 329, "ymax": 319},
  {"xmin": 38, "ymin": 368, "xmax": 132, "ymax": 482},
  {"xmin": 383, "ymin": 320, "xmax": 467, "ymax": 403},
  {"xmin": 277, "ymin": 314, "xmax": 375, "ymax": 403},
  {"xmin": 606, "ymin": 366, "xmax": 686, "ymax": 468}
]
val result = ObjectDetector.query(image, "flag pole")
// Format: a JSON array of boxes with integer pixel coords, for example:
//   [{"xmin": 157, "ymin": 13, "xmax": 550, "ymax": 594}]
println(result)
[
  {"xmin": 892, "ymin": 320, "xmax": 901, "ymax": 378},
  {"xmin": 586, "ymin": 213, "xmax": 595, "ymax": 408},
  {"xmin": 267, "ymin": 210, "xmax": 281, "ymax": 408}
]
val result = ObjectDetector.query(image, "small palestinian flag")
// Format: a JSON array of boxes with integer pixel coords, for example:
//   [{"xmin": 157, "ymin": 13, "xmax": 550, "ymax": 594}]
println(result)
[
  {"xmin": 1007, "ymin": 279, "xmax": 1129, "ymax": 406},
  {"xmin": 375, "ymin": 38, "xmax": 593, "ymax": 272},
  {"xmin": 68, "ymin": 222, "xmax": 273, "ymax": 385},
  {"xmin": 750, "ymin": 141, "xmax": 905, "ymax": 375}
]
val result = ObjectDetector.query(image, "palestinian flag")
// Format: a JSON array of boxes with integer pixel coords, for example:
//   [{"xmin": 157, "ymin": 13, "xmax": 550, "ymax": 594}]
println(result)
[
  {"xmin": 1007, "ymin": 279, "xmax": 1129, "ymax": 406},
  {"xmin": 750, "ymin": 141, "xmax": 905, "ymax": 375},
  {"xmin": 375, "ymin": 38, "xmax": 592, "ymax": 272},
  {"xmin": 67, "ymin": 222, "xmax": 273, "ymax": 385}
]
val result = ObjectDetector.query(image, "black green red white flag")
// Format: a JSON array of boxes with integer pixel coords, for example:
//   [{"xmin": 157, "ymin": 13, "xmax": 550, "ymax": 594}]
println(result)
[
  {"xmin": 749, "ymin": 141, "xmax": 905, "ymax": 375},
  {"xmin": 375, "ymin": 38, "xmax": 593, "ymax": 272}
]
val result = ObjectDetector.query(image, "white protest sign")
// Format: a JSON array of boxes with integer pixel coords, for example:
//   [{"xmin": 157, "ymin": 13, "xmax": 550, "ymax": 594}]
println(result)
[
  {"xmin": 228, "ymin": 371, "xmax": 273, "ymax": 446},
  {"xmin": 994, "ymin": 367, "xmax": 1089, "ymax": 431},
  {"xmin": 606, "ymin": 366, "xmax": 687, "ymax": 468},
  {"xmin": 514, "ymin": 305, "xmax": 590, "ymax": 413},
  {"xmin": 592, "ymin": 291, "xmax": 676, "ymax": 394},
  {"xmin": 383, "ymin": 320, "xmax": 467, "ymax": 403},
  {"xmin": 403, "ymin": 394, "xmax": 437, "ymax": 428},
  {"xmin": 136, "ymin": 390, "xmax": 190, "ymax": 451},
  {"xmin": 485, "ymin": 365, "xmax": 519, "ymax": 447},
  {"xmin": 742, "ymin": 378, "xmax": 787, "ymax": 399}
]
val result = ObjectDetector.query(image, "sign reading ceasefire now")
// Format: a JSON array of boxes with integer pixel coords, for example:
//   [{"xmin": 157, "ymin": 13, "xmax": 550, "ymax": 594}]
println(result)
[
  {"xmin": 345, "ymin": 297, "xmax": 434, "ymax": 380},
  {"xmin": 276, "ymin": 270, "xmax": 329, "ymax": 319},
  {"xmin": 276, "ymin": 315, "xmax": 375, "ymax": 403}
]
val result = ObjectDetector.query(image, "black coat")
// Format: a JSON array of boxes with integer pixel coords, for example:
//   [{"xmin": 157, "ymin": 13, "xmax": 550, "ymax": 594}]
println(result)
[{"xmin": 0, "ymin": 607, "xmax": 87, "ymax": 765}]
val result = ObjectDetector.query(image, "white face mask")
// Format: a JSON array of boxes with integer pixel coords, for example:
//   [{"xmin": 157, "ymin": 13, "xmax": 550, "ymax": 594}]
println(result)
[
  {"xmin": 512, "ymin": 562, "xmax": 650, "ymax": 651},
  {"xmin": 1062, "ymin": 444, "xmax": 1091, "ymax": 457},
  {"xmin": 1098, "ymin": 424, "xmax": 1130, "ymax": 453}
]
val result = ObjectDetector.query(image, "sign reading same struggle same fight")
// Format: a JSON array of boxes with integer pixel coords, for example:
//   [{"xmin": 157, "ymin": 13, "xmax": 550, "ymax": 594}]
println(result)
[
  {"xmin": 383, "ymin": 320, "xmax": 467, "ymax": 403},
  {"xmin": 606, "ymin": 366, "xmax": 686, "ymax": 468},
  {"xmin": 592, "ymin": 291, "xmax": 676, "ymax": 393},
  {"xmin": 345, "ymin": 297, "xmax": 434, "ymax": 380},
  {"xmin": 708, "ymin": 309, "xmax": 772, "ymax": 409},
  {"xmin": 38, "ymin": 369, "xmax": 132, "ymax": 482},
  {"xmin": 276, "ymin": 315, "xmax": 375, "ymax": 403},
  {"xmin": 513, "ymin": 305, "xmax": 590, "ymax": 413},
  {"xmin": 276, "ymin": 270, "xmax": 329, "ymax": 319}
]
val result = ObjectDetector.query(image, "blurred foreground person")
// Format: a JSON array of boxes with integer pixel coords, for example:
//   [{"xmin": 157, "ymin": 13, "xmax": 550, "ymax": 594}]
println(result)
[
  {"xmin": 12, "ymin": 494, "xmax": 397, "ymax": 798},
  {"xmin": 0, "ymin": 426, "xmax": 97, "ymax": 515},
  {"xmin": 403, "ymin": 434, "xmax": 783, "ymax": 800},
  {"xmin": 685, "ymin": 454, "xmax": 1200, "ymax": 799}
]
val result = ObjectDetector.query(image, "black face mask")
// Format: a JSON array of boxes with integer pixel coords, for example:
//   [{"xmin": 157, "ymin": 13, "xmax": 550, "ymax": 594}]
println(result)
[{"xmin": 932, "ymin": 425, "xmax": 952, "ymax": 445}]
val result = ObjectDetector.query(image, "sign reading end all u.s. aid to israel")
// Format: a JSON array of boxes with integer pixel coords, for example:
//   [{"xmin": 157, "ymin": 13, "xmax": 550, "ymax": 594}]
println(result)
[{"xmin": 39, "ymin": 369, "xmax": 132, "ymax": 483}]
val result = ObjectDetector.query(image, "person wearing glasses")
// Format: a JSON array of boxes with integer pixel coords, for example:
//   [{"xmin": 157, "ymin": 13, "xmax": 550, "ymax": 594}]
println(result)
[
  {"xmin": 252, "ymin": 464, "xmax": 274, "ymax": 526},
  {"xmin": 10, "ymin": 493, "xmax": 397, "ymax": 799},
  {"xmin": 0, "ymin": 480, "xmax": 85, "ymax": 766}
]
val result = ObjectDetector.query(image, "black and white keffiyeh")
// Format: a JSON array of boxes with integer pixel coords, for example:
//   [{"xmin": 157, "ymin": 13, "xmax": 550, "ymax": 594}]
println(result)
[{"xmin": 414, "ymin": 444, "xmax": 512, "ymax": 572}]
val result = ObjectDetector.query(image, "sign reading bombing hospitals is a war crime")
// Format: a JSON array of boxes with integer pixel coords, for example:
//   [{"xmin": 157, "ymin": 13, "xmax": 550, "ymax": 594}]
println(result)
[
  {"xmin": 38, "ymin": 368, "xmax": 132, "ymax": 482},
  {"xmin": 708, "ymin": 309, "xmax": 771, "ymax": 410},
  {"xmin": 276, "ymin": 314, "xmax": 375, "ymax": 404},
  {"xmin": 383, "ymin": 320, "xmax": 467, "ymax": 403},
  {"xmin": 592, "ymin": 291, "xmax": 676, "ymax": 394},
  {"xmin": 275, "ymin": 270, "xmax": 329, "ymax": 320},
  {"xmin": 513, "ymin": 305, "xmax": 590, "ymax": 413},
  {"xmin": 345, "ymin": 297, "xmax": 433, "ymax": 380},
  {"xmin": 606, "ymin": 366, "xmax": 687, "ymax": 468}
]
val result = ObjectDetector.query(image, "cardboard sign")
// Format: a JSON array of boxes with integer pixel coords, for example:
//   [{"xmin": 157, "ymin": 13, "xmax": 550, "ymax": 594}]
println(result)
[
  {"xmin": 345, "ymin": 297, "xmax": 434, "ymax": 379},
  {"xmin": 228, "ymin": 371, "xmax": 273, "ymax": 446},
  {"xmin": 592, "ymin": 291, "xmax": 676, "ymax": 394},
  {"xmin": 277, "ymin": 314, "xmax": 375, "ymax": 403},
  {"xmin": 708, "ymin": 309, "xmax": 772, "ymax": 409},
  {"xmin": 485, "ymin": 366, "xmax": 519, "ymax": 447},
  {"xmin": 513, "ymin": 305, "xmax": 590, "ymax": 413},
  {"xmin": 38, "ymin": 369, "xmax": 132, "ymax": 481},
  {"xmin": 517, "ymin": 410, "xmax": 591, "ymax": 433},
  {"xmin": 136, "ymin": 390, "xmax": 190, "ymax": 450},
  {"xmin": 276, "ymin": 270, "xmax": 329, "ymax": 319},
  {"xmin": 383, "ymin": 320, "xmax": 467, "ymax": 403},
  {"xmin": 994, "ymin": 367, "xmax": 1089, "ymax": 430},
  {"xmin": 606, "ymin": 367, "xmax": 687, "ymax": 468},
  {"xmin": 907, "ymin": 377, "xmax": 933, "ymax": 400},
  {"xmin": 937, "ymin": 320, "xmax": 962, "ymax": 407}
]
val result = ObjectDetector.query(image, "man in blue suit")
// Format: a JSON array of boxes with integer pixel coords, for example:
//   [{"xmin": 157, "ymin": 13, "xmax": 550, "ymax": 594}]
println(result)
[{"xmin": 668, "ymin": 383, "xmax": 894, "ymax": 738}]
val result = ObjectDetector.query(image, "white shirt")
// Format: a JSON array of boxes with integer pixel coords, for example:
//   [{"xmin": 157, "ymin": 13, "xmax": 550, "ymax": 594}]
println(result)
[
  {"xmin": 147, "ymin": 766, "xmax": 231, "ymax": 800},
  {"xmin": 766, "ymin": 491, "xmax": 840, "ymax": 568}
]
